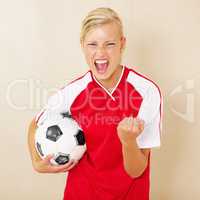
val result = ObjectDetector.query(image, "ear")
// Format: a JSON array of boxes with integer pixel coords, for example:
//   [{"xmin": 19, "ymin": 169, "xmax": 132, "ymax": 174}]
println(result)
[
  {"xmin": 80, "ymin": 40, "xmax": 86, "ymax": 54},
  {"xmin": 80, "ymin": 39, "xmax": 84, "ymax": 49},
  {"xmin": 120, "ymin": 36, "xmax": 126, "ymax": 52}
]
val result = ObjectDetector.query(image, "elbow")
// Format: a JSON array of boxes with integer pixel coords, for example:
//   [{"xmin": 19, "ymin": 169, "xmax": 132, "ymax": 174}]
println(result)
[
  {"xmin": 33, "ymin": 166, "xmax": 44, "ymax": 174},
  {"xmin": 32, "ymin": 161, "xmax": 44, "ymax": 173},
  {"xmin": 124, "ymin": 164, "xmax": 148, "ymax": 178},
  {"xmin": 125, "ymin": 168, "xmax": 145, "ymax": 178},
  {"xmin": 32, "ymin": 162, "xmax": 40, "ymax": 173},
  {"xmin": 33, "ymin": 165, "xmax": 42, "ymax": 173}
]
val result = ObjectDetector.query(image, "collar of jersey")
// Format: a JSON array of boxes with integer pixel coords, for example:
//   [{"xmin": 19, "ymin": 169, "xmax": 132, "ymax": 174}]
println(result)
[{"xmin": 90, "ymin": 66, "xmax": 125, "ymax": 101}]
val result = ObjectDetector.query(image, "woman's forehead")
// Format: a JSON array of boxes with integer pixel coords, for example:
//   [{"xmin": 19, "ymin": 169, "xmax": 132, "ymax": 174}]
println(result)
[{"xmin": 84, "ymin": 23, "xmax": 121, "ymax": 42}]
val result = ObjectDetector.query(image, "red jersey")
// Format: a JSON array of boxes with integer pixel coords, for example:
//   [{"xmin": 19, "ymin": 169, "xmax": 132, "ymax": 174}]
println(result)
[{"xmin": 36, "ymin": 66, "xmax": 162, "ymax": 200}]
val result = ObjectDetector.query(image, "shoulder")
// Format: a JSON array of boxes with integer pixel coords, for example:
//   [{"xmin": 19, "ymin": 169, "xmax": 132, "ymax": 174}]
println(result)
[
  {"xmin": 47, "ymin": 70, "xmax": 92, "ymax": 105},
  {"xmin": 126, "ymin": 66, "xmax": 161, "ymax": 99},
  {"xmin": 61, "ymin": 70, "xmax": 92, "ymax": 92}
]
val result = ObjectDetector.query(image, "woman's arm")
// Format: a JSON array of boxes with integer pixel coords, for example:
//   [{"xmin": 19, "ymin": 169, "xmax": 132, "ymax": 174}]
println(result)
[
  {"xmin": 117, "ymin": 117, "xmax": 150, "ymax": 178},
  {"xmin": 28, "ymin": 119, "xmax": 42, "ymax": 165},
  {"xmin": 122, "ymin": 141, "xmax": 150, "ymax": 178}
]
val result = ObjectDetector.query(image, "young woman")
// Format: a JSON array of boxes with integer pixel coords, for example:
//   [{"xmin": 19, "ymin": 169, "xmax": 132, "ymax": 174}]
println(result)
[{"xmin": 28, "ymin": 7, "xmax": 162, "ymax": 200}]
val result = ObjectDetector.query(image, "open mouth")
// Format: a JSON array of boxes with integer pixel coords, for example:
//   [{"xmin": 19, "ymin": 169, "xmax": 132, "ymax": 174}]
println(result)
[{"xmin": 94, "ymin": 59, "xmax": 109, "ymax": 74}]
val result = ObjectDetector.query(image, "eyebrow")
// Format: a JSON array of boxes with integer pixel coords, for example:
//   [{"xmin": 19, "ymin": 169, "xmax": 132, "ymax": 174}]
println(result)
[{"xmin": 86, "ymin": 40, "xmax": 117, "ymax": 43}]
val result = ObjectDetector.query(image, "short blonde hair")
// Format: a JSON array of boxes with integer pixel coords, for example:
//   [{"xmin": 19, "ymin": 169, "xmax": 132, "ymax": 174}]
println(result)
[{"xmin": 80, "ymin": 7, "xmax": 123, "ymax": 43}]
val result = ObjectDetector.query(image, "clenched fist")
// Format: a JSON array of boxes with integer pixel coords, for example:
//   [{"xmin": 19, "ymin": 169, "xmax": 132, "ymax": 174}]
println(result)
[{"xmin": 117, "ymin": 117, "xmax": 145, "ymax": 145}]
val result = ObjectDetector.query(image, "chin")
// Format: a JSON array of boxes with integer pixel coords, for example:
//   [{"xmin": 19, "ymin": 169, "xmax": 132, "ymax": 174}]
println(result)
[{"xmin": 93, "ymin": 70, "xmax": 112, "ymax": 80}]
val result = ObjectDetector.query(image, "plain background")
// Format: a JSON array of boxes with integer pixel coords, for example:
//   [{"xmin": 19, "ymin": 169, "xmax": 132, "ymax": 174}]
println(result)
[{"xmin": 0, "ymin": 0, "xmax": 200, "ymax": 199}]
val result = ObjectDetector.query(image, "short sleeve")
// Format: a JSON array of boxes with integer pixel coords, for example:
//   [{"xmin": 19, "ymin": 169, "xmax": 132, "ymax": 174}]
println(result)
[
  {"xmin": 35, "ymin": 89, "xmax": 69, "ymax": 126},
  {"xmin": 136, "ymin": 85, "xmax": 162, "ymax": 148}
]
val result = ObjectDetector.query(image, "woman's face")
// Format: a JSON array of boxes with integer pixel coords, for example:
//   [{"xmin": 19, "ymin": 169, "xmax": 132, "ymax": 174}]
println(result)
[{"xmin": 81, "ymin": 22, "xmax": 126, "ymax": 86}]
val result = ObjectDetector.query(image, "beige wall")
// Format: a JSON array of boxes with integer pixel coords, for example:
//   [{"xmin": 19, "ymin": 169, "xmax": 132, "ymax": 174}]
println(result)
[{"xmin": 0, "ymin": 0, "xmax": 199, "ymax": 199}]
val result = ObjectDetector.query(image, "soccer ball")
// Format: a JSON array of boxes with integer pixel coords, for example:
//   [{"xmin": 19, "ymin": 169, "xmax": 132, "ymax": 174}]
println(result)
[{"xmin": 35, "ymin": 113, "xmax": 86, "ymax": 165}]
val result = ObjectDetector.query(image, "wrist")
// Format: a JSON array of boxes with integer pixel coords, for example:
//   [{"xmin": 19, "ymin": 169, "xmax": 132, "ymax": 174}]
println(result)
[{"xmin": 121, "ymin": 138, "xmax": 138, "ymax": 148}]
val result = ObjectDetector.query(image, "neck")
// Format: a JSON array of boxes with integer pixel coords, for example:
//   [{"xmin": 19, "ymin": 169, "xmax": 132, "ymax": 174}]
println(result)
[{"xmin": 97, "ymin": 65, "xmax": 123, "ymax": 90}]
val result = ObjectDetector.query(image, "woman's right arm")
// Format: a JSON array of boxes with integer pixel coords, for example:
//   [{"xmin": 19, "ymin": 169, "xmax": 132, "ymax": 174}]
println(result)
[{"xmin": 27, "ymin": 118, "xmax": 78, "ymax": 173}]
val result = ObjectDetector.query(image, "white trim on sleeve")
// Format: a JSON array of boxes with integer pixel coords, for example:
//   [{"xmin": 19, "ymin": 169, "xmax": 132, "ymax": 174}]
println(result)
[{"xmin": 127, "ymin": 70, "xmax": 162, "ymax": 148}]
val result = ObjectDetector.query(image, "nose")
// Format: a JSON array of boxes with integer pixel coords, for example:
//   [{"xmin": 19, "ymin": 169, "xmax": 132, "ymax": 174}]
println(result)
[{"xmin": 95, "ymin": 45, "xmax": 106, "ymax": 56}]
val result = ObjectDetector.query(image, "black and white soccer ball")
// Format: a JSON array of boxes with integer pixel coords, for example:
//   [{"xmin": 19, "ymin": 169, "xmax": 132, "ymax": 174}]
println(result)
[{"xmin": 35, "ymin": 113, "xmax": 86, "ymax": 165}]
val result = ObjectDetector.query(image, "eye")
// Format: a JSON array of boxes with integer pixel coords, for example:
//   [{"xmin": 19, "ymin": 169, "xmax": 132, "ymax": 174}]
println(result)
[
  {"xmin": 87, "ymin": 43, "xmax": 97, "ymax": 46},
  {"xmin": 107, "ymin": 42, "xmax": 116, "ymax": 46}
]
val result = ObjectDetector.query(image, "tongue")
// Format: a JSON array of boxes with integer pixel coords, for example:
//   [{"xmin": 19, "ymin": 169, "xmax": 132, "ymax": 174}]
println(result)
[{"xmin": 95, "ymin": 63, "xmax": 108, "ymax": 74}]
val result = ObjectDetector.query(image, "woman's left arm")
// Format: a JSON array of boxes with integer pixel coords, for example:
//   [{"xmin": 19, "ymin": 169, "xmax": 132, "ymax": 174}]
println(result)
[{"xmin": 117, "ymin": 117, "xmax": 150, "ymax": 178}]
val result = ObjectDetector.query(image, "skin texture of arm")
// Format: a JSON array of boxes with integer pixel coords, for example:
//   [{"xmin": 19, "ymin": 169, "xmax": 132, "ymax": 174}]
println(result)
[
  {"xmin": 122, "ymin": 142, "xmax": 150, "ymax": 178},
  {"xmin": 117, "ymin": 117, "xmax": 150, "ymax": 178}
]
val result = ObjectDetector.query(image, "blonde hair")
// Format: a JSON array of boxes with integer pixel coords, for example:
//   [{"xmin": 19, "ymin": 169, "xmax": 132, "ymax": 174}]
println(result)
[{"xmin": 80, "ymin": 7, "xmax": 124, "ymax": 43}]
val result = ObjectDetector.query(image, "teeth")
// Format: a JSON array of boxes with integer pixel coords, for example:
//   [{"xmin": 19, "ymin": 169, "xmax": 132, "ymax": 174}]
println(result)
[{"xmin": 95, "ymin": 59, "xmax": 108, "ymax": 64}]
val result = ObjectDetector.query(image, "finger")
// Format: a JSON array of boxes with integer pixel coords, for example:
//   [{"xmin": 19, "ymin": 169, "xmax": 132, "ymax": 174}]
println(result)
[
  {"xmin": 139, "ymin": 120, "xmax": 145, "ymax": 131},
  {"xmin": 121, "ymin": 117, "xmax": 131, "ymax": 130},
  {"xmin": 43, "ymin": 154, "xmax": 54, "ymax": 164},
  {"xmin": 127, "ymin": 117, "xmax": 134, "ymax": 131},
  {"xmin": 52, "ymin": 160, "xmax": 75, "ymax": 172},
  {"xmin": 57, "ymin": 160, "xmax": 74, "ymax": 169},
  {"xmin": 57, "ymin": 164, "xmax": 77, "ymax": 173},
  {"xmin": 129, "ymin": 118, "xmax": 138, "ymax": 132},
  {"xmin": 65, "ymin": 160, "xmax": 78, "ymax": 171},
  {"xmin": 136, "ymin": 119, "xmax": 144, "ymax": 131},
  {"xmin": 134, "ymin": 118, "xmax": 139, "ymax": 128},
  {"xmin": 118, "ymin": 117, "xmax": 133, "ymax": 132}
]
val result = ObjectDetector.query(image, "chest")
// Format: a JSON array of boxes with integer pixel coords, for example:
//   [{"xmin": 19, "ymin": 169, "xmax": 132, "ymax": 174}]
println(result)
[{"xmin": 70, "ymin": 82, "xmax": 143, "ymax": 150}]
